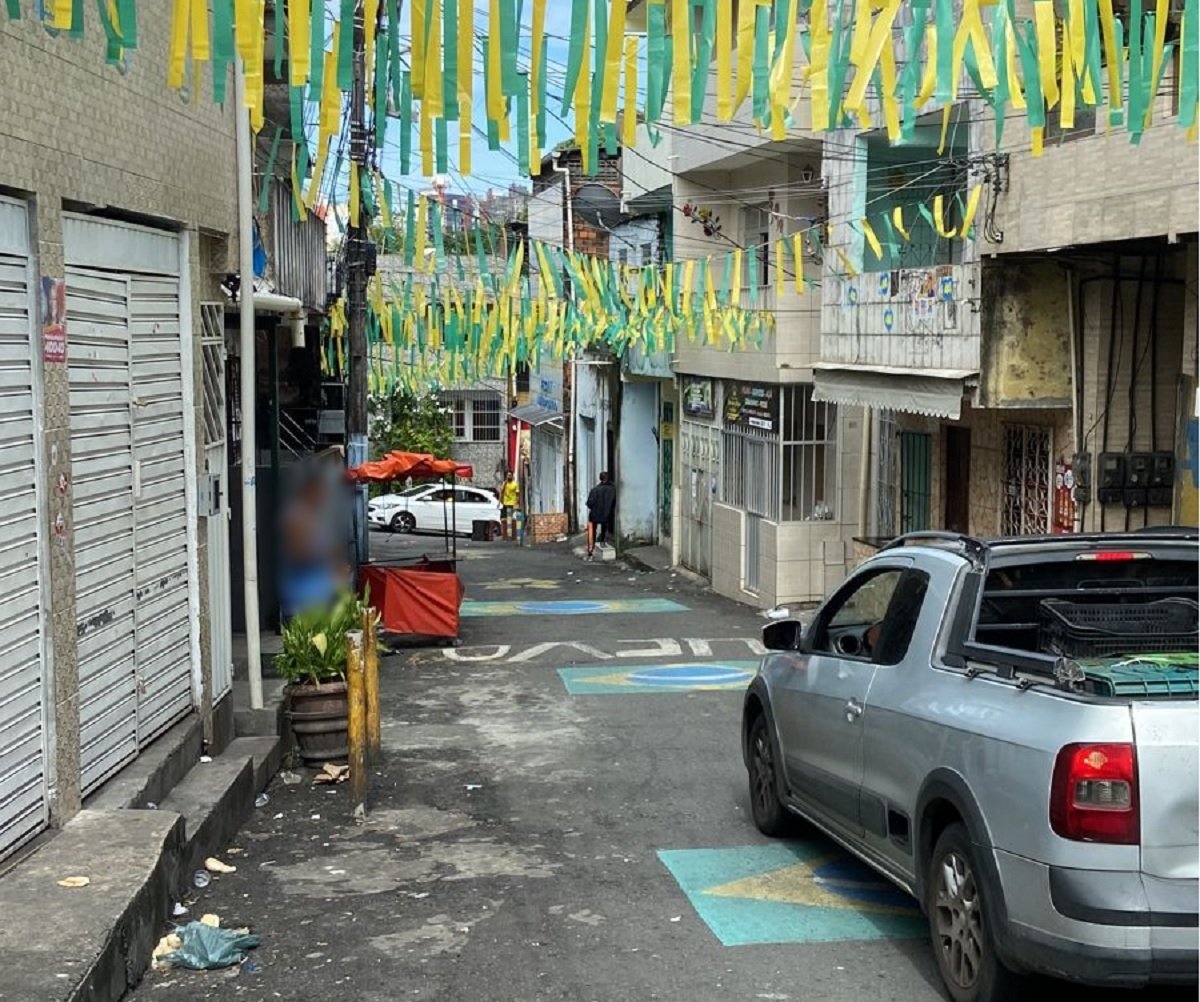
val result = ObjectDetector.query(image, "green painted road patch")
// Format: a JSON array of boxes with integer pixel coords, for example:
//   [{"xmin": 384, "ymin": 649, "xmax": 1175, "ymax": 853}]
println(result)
[
  {"xmin": 558, "ymin": 662, "xmax": 757, "ymax": 694},
  {"xmin": 658, "ymin": 843, "xmax": 925, "ymax": 946},
  {"xmin": 461, "ymin": 598, "xmax": 689, "ymax": 617}
]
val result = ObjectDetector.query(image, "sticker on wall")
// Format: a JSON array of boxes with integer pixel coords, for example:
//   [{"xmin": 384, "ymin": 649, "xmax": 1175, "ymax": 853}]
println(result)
[
  {"xmin": 846, "ymin": 285, "xmax": 859, "ymax": 305},
  {"xmin": 41, "ymin": 277, "xmax": 66, "ymax": 363},
  {"xmin": 938, "ymin": 267, "xmax": 956, "ymax": 301},
  {"xmin": 882, "ymin": 307, "xmax": 895, "ymax": 333},
  {"xmin": 878, "ymin": 273, "xmax": 891, "ymax": 297}
]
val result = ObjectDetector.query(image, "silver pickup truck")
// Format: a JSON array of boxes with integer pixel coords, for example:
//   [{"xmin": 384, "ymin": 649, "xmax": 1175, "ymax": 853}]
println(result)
[{"xmin": 741, "ymin": 531, "xmax": 1198, "ymax": 1002}]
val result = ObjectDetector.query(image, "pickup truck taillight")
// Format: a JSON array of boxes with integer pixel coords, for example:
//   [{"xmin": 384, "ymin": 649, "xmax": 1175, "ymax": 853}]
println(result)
[{"xmin": 1050, "ymin": 743, "xmax": 1140, "ymax": 845}]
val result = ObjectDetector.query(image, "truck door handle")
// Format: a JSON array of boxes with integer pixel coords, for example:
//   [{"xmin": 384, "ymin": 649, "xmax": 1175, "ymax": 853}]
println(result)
[{"xmin": 844, "ymin": 698, "xmax": 864, "ymax": 723}]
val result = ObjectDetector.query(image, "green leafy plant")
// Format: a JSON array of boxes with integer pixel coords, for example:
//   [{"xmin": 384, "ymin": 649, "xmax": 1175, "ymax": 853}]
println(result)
[{"xmin": 275, "ymin": 590, "xmax": 370, "ymax": 687}]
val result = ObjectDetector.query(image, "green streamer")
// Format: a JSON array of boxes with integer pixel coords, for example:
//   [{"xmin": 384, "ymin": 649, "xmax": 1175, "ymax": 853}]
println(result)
[
  {"xmin": 501, "ymin": 0, "xmax": 519, "ymax": 95},
  {"xmin": 432, "ymin": 201, "xmax": 445, "ymax": 270},
  {"xmin": 483, "ymin": 39, "xmax": 501, "ymax": 149},
  {"xmin": 436, "ymin": 116, "xmax": 449, "ymax": 173},
  {"xmin": 375, "ymin": 36, "xmax": 389, "ymax": 148},
  {"xmin": 1083, "ymin": 0, "xmax": 1105, "ymax": 118},
  {"xmin": 288, "ymin": 84, "xmax": 303, "ymax": 139},
  {"xmin": 899, "ymin": 0, "xmax": 931, "ymax": 142},
  {"xmin": 96, "ymin": 0, "xmax": 123, "ymax": 61},
  {"xmin": 536, "ymin": 44, "xmax": 549, "ymax": 146},
  {"xmin": 1016, "ymin": 22, "xmax": 1045, "ymax": 127},
  {"xmin": 116, "ymin": 0, "xmax": 136, "ymax": 46},
  {"xmin": 405, "ymin": 189, "xmax": 416, "ymax": 266},
  {"xmin": 388, "ymin": 0, "xmax": 402, "ymax": 108},
  {"xmin": 752, "ymin": 3, "xmax": 771, "ymax": 123},
  {"xmin": 561, "ymin": 0, "xmax": 590, "ymax": 115},
  {"xmin": 4, "ymin": 0, "xmax": 19, "ymax": 18},
  {"xmin": 517, "ymin": 71, "xmax": 531, "ymax": 176},
  {"xmin": 337, "ymin": 0, "xmax": 356, "ymax": 90},
  {"xmin": 645, "ymin": 0, "xmax": 669, "ymax": 124},
  {"xmin": 1181, "ymin": 0, "xmax": 1199, "ymax": 126},
  {"xmin": 1127, "ymin": 0, "xmax": 1146, "ymax": 143},
  {"xmin": 992, "ymin": 3, "xmax": 1009, "ymax": 147},
  {"xmin": 747, "ymin": 246, "xmax": 759, "ymax": 305},
  {"xmin": 443, "ymin": 0, "xmax": 459, "ymax": 119},
  {"xmin": 826, "ymin": 0, "xmax": 853, "ymax": 126},
  {"xmin": 585, "ymin": 0, "xmax": 605, "ymax": 176},
  {"xmin": 309, "ymin": 0, "xmax": 325, "ymax": 100},
  {"xmin": 212, "ymin": 0, "xmax": 234, "ymax": 102},
  {"xmin": 692, "ymin": 0, "xmax": 716, "ymax": 124},
  {"xmin": 399, "ymin": 71, "xmax": 412, "ymax": 172},
  {"xmin": 934, "ymin": 0, "xmax": 954, "ymax": 103},
  {"xmin": 273, "ymin": 0, "xmax": 285, "ymax": 77},
  {"xmin": 257, "ymin": 126, "xmax": 284, "ymax": 215}
]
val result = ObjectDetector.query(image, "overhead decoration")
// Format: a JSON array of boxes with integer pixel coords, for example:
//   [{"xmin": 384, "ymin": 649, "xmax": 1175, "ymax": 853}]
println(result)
[{"xmin": 7, "ymin": 0, "xmax": 1195, "ymax": 185}]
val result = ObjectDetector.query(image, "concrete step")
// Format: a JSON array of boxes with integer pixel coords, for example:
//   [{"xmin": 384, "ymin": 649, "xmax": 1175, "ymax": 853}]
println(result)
[
  {"xmin": 0, "ymin": 809, "xmax": 185, "ymax": 1002},
  {"xmin": 156, "ymin": 734, "xmax": 280, "ymax": 887}
]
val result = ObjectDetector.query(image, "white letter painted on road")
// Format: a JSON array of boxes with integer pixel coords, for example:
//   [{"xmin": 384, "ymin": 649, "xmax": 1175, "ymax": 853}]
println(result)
[
  {"xmin": 684, "ymin": 638, "xmax": 767, "ymax": 656},
  {"xmin": 614, "ymin": 639, "xmax": 683, "ymax": 658},
  {"xmin": 507, "ymin": 642, "xmax": 613, "ymax": 663},
  {"xmin": 444, "ymin": 645, "xmax": 511, "ymax": 662}
]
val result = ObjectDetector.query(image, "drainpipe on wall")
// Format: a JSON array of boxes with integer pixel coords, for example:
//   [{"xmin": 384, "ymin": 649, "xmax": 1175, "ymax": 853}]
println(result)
[
  {"xmin": 857, "ymin": 407, "xmax": 872, "ymax": 537},
  {"xmin": 1064, "ymin": 265, "xmax": 1084, "ymax": 532},
  {"xmin": 552, "ymin": 155, "xmax": 576, "ymax": 531}
]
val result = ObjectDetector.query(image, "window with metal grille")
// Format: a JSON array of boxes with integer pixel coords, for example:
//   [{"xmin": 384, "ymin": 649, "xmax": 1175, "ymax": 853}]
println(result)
[
  {"xmin": 874, "ymin": 411, "xmax": 899, "ymax": 537},
  {"xmin": 1002, "ymin": 425, "xmax": 1051, "ymax": 536},
  {"xmin": 722, "ymin": 426, "xmax": 780, "ymax": 519},
  {"xmin": 746, "ymin": 204, "xmax": 772, "ymax": 287},
  {"xmin": 900, "ymin": 432, "xmax": 932, "ymax": 533},
  {"xmin": 781, "ymin": 386, "xmax": 837, "ymax": 521},
  {"xmin": 471, "ymin": 397, "xmax": 502, "ymax": 442}
]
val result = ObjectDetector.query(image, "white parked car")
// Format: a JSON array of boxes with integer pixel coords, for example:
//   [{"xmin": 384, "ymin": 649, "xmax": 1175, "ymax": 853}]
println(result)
[{"xmin": 367, "ymin": 483, "xmax": 502, "ymax": 536}]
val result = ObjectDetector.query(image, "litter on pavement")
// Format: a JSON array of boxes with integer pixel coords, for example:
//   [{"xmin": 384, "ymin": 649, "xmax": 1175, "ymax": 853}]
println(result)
[
  {"xmin": 204, "ymin": 857, "xmax": 237, "ymax": 874},
  {"xmin": 153, "ymin": 920, "xmax": 261, "ymax": 971}
]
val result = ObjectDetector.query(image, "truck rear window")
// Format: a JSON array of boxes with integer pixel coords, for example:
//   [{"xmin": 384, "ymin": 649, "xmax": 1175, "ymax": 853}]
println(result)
[{"xmin": 974, "ymin": 556, "xmax": 1198, "ymax": 658}]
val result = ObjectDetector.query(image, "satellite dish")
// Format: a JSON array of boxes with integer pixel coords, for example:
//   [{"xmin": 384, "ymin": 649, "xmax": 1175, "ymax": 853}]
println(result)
[{"xmin": 573, "ymin": 184, "xmax": 622, "ymax": 228}]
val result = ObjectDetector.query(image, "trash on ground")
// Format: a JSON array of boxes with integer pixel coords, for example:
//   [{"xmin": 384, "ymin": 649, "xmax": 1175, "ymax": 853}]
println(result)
[
  {"xmin": 192, "ymin": 871, "xmax": 211, "ymax": 889},
  {"xmin": 156, "ymin": 920, "xmax": 261, "ymax": 971},
  {"xmin": 313, "ymin": 763, "xmax": 350, "ymax": 785},
  {"xmin": 764, "ymin": 606, "xmax": 790, "ymax": 620},
  {"xmin": 204, "ymin": 857, "xmax": 237, "ymax": 874},
  {"xmin": 464, "ymin": 783, "xmax": 483, "ymax": 791},
  {"xmin": 669, "ymin": 915, "xmax": 681, "ymax": 923},
  {"xmin": 254, "ymin": 793, "xmax": 270, "ymax": 807},
  {"xmin": 280, "ymin": 771, "xmax": 302, "ymax": 785},
  {"xmin": 56, "ymin": 876, "xmax": 90, "ymax": 888},
  {"xmin": 145, "ymin": 802, "xmax": 158, "ymax": 810},
  {"xmin": 151, "ymin": 932, "xmax": 184, "ymax": 969},
  {"xmin": 172, "ymin": 902, "xmax": 188, "ymax": 917},
  {"xmin": 199, "ymin": 755, "xmax": 213, "ymax": 764},
  {"xmin": 200, "ymin": 913, "xmax": 221, "ymax": 928}
]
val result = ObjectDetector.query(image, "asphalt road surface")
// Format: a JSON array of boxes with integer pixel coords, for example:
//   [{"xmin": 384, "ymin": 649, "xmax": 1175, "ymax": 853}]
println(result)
[{"xmin": 128, "ymin": 532, "xmax": 1192, "ymax": 1001}]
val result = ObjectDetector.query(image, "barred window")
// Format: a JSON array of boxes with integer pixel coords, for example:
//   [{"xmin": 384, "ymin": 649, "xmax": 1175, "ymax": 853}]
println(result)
[
  {"xmin": 444, "ymin": 394, "xmax": 503, "ymax": 443},
  {"xmin": 781, "ymin": 386, "xmax": 836, "ymax": 522}
]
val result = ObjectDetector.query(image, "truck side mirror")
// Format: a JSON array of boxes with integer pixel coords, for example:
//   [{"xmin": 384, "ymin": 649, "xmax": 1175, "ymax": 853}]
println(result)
[{"xmin": 762, "ymin": 620, "xmax": 803, "ymax": 651}]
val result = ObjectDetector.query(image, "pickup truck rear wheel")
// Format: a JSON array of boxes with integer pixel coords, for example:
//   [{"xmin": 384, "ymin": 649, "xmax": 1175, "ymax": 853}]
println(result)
[
  {"xmin": 747, "ymin": 715, "xmax": 791, "ymax": 837},
  {"xmin": 926, "ymin": 823, "xmax": 1018, "ymax": 1002}
]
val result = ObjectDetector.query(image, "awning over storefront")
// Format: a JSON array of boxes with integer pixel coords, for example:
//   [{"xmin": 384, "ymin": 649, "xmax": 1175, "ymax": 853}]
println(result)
[
  {"xmin": 510, "ymin": 403, "xmax": 564, "ymax": 428},
  {"xmin": 811, "ymin": 363, "xmax": 977, "ymax": 420}
]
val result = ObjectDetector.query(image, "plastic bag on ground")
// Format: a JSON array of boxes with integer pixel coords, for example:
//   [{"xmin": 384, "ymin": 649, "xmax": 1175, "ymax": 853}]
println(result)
[{"xmin": 159, "ymin": 920, "xmax": 262, "ymax": 970}]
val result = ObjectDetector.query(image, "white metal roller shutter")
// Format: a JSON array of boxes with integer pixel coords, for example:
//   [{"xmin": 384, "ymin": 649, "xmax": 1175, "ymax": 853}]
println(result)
[
  {"xmin": 0, "ymin": 197, "xmax": 50, "ymax": 859},
  {"xmin": 129, "ymin": 273, "xmax": 192, "ymax": 743},
  {"xmin": 67, "ymin": 268, "xmax": 139, "ymax": 793}
]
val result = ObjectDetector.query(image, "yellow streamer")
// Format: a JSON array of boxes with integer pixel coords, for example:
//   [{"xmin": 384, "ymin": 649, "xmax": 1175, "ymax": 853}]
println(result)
[
  {"xmin": 1098, "ymin": 0, "xmax": 1122, "ymax": 116},
  {"xmin": 937, "ymin": 103, "xmax": 952, "ymax": 154},
  {"xmin": 769, "ymin": 0, "xmax": 799, "ymax": 140},
  {"xmin": 775, "ymin": 239, "xmax": 785, "ymax": 298},
  {"xmin": 622, "ymin": 36, "xmax": 639, "ymax": 149},
  {"xmin": 834, "ymin": 246, "xmax": 858, "ymax": 278},
  {"xmin": 735, "ymin": 0, "xmax": 757, "ymax": 112},
  {"xmin": 672, "ymin": 0, "xmax": 692, "ymax": 123},
  {"xmin": 732, "ymin": 248, "xmax": 743, "ymax": 305},
  {"xmin": 932, "ymin": 194, "xmax": 956, "ymax": 237},
  {"xmin": 1033, "ymin": 0, "xmax": 1060, "ymax": 109},
  {"xmin": 425, "ymin": 0, "xmax": 443, "ymax": 119},
  {"xmin": 192, "ymin": 0, "xmax": 211, "ymax": 62},
  {"xmin": 530, "ymin": 0, "xmax": 544, "ymax": 128},
  {"xmin": 959, "ymin": 185, "xmax": 983, "ymax": 236},
  {"xmin": 861, "ymin": 219, "xmax": 883, "ymax": 261},
  {"xmin": 844, "ymin": 0, "xmax": 900, "ymax": 113},
  {"xmin": 1149, "ymin": 0, "xmax": 1169, "ymax": 125},
  {"xmin": 1005, "ymin": 21, "xmax": 1026, "ymax": 108},
  {"xmin": 916, "ymin": 24, "xmax": 937, "ymax": 107},
  {"xmin": 809, "ymin": 0, "xmax": 831, "ymax": 130},
  {"xmin": 892, "ymin": 206, "xmax": 910, "ymax": 240},
  {"xmin": 460, "ymin": 97, "xmax": 473, "ymax": 174},
  {"xmin": 168, "ymin": 0, "xmax": 189, "ymax": 89},
  {"xmin": 487, "ymin": 0, "xmax": 503, "ymax": 124},
  {"xmin": 412, "ymin": 0, "xmax": 426, "ymax": 99},
  {"xmin": 951, "ymin": 0, "xmax": 997, "ymax": 99},
  {"xmin": 287, "ymin": 0, "xmax": 309, "ymax": 85},
  {"xmin": 600, "ymin": 0, "xmax": 627, "ymax": 124},
  {"xmin": 792, "ymin": 233, "xmax": 805, "ymax": 293},
  {"xmin": 420, "ymin": 97, "xmax": 434, "ymax": 175},
  {"xmin": 53, "ymin": 0, "xmax": 73, "ymax": 28},
  {"xmin": 575, "ymin": 10, "xmax": 592, "ymax": 173},
  {"xmin": 716, "ymin": 0, "xmax": 733, "ymax": 120}
]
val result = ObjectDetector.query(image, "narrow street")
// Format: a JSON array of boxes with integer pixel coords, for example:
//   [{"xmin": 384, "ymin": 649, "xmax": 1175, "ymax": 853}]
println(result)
[{"xmin": 131, "ymin": 537, "xmax": 1185, "ymax": 1002}]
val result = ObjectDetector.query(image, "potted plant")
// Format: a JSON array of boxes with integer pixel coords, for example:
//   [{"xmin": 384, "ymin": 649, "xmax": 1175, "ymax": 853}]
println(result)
[{"xmin": 276, "ymin": 591, "xmax": 367, "ymax": 764}]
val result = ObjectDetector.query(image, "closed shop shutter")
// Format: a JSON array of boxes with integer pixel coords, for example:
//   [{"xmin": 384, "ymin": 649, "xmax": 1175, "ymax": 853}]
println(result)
[
  {"xmin": 0, "ymin": 198, "xmax": 50, "ymax": 858},
  {"xmin": 65, "ymin": 216, "xmax": 195, "ymax": 792},
  {"xmin": 67, "ymin": 268, "xmax": 139, "ymax": 792}
]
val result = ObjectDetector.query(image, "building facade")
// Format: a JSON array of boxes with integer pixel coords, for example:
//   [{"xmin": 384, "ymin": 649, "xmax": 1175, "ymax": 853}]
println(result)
[{"xmin": 0, "ymin": 10, "xmax": 238, "ymax": 859}]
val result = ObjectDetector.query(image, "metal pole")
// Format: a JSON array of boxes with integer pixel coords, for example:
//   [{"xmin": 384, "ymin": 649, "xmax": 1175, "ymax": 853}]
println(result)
[
  {"xmin": 346, "ymin": 629, "xmax": 367, "ymax": 812},
  {"xmin": 346, "ymin": 0, "xmax": 369, "ymax": 567},
  {"xmin": 551, "ymin": 156, "xmax": 575, "ymax": 532},
  {"xmin": 235, "ymin": 58, "xmax": 263, "ymax": 710}
]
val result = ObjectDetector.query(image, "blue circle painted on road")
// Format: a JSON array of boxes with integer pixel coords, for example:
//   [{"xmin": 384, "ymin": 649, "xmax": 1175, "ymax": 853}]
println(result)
[
  {"xmin": 627, "ymin": 664, "xmax": 755, "ymax": 688},
  {"xmin": 516, "ymin": 600, "xmax": 606, "ymax": 615}
]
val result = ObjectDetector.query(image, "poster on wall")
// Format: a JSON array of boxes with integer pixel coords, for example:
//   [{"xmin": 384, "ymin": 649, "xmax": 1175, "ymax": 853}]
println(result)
[
  {"xmin": 41, "ymin": 276, "xmax": 66, "ymax": 363},
  {"xmin": 1053, "ymin": 460, "xmax": 1077, "ymax": 533},
  {"xmin": 681, "ymin": 377, "xmax": 715, "ymax": 420},
  {"xmin": 723, "ymin": 381, "xmax": 778, "ymax": 433}
]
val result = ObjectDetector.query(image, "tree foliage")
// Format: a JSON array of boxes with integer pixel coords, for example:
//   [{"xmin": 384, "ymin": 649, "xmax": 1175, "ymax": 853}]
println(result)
[{"xmin": 369, "ymin": 389, "xmax": 454, "ymax": 460}]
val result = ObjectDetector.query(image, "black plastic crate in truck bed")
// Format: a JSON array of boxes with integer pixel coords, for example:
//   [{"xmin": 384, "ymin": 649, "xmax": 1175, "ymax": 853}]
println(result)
[{"xmin": 1039, "ymin": 597, "xmax": 1199, "ymax": 657}]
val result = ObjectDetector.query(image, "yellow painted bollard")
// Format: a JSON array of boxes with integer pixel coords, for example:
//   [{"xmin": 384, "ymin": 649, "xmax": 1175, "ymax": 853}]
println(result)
[
  {"xmin": 346, "ymin": 629, "xmax": 367, "ymax": 812},
  {"xmin": 363, "ymin": 609, "xmax": 382, "ymax": 762}
]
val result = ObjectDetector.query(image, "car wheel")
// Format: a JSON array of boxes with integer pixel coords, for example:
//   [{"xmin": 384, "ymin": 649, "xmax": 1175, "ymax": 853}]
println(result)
[
  {"xmin": 391, "ymin": 511, "xmax": 416, "ymax": 534},
  {"xmin": 926, "ymin": 823, "xmax": 1019, "ymax": 1002},
  {"xmin": 747, "ymin": 714, "xmax": 792, "ymax": 837}
]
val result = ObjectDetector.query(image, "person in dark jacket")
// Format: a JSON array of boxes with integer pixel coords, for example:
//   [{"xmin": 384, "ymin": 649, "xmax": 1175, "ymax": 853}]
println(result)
[{"xmin": 585, "ymin": 471, "xmax": 616, "ymax": 560}]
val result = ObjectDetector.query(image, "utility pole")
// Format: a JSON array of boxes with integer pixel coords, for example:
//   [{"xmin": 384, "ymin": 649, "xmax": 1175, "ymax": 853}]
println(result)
[{"xmin": 346, "ymin": 0, "xmax": 369, "ymax": 567}]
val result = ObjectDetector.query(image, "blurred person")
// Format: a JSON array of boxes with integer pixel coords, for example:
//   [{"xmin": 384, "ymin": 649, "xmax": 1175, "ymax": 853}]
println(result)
[
  {"xmin": 585, "ymin": 471, "xmax": 616, "ymax": 561},
  {"xmin": 499, "ymin": 469, "xmax": 520, "ymax": 541},
  {"xmin": 279, "ymin": 455, "xmax": 350, "ymax": 620}
]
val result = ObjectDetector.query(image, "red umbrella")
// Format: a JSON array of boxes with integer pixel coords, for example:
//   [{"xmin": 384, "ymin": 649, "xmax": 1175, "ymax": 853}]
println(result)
[{"xmin": 348, "ymin": 450, "xmax": 474, "ymax": 483}]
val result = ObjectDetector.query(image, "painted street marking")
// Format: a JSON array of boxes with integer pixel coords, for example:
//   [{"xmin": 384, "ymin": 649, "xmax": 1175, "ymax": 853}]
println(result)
[
  {"xmin": 658, "ymin": 843, "xmax": 924, "ymax": 946},
  {"xmin": 460, "ymin": 598, "xmax": 690, "ymax": 617},
  {"xmin": 479, "ymin": 577, "xmax": 561, "ymax": 590},
  {"xmin": 443, "ymin": 637, "xmax": 765, "ymax": 663},
  {"xmin": 558, "ymin": 662, "xmax": 758, "ymax": 694}
]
